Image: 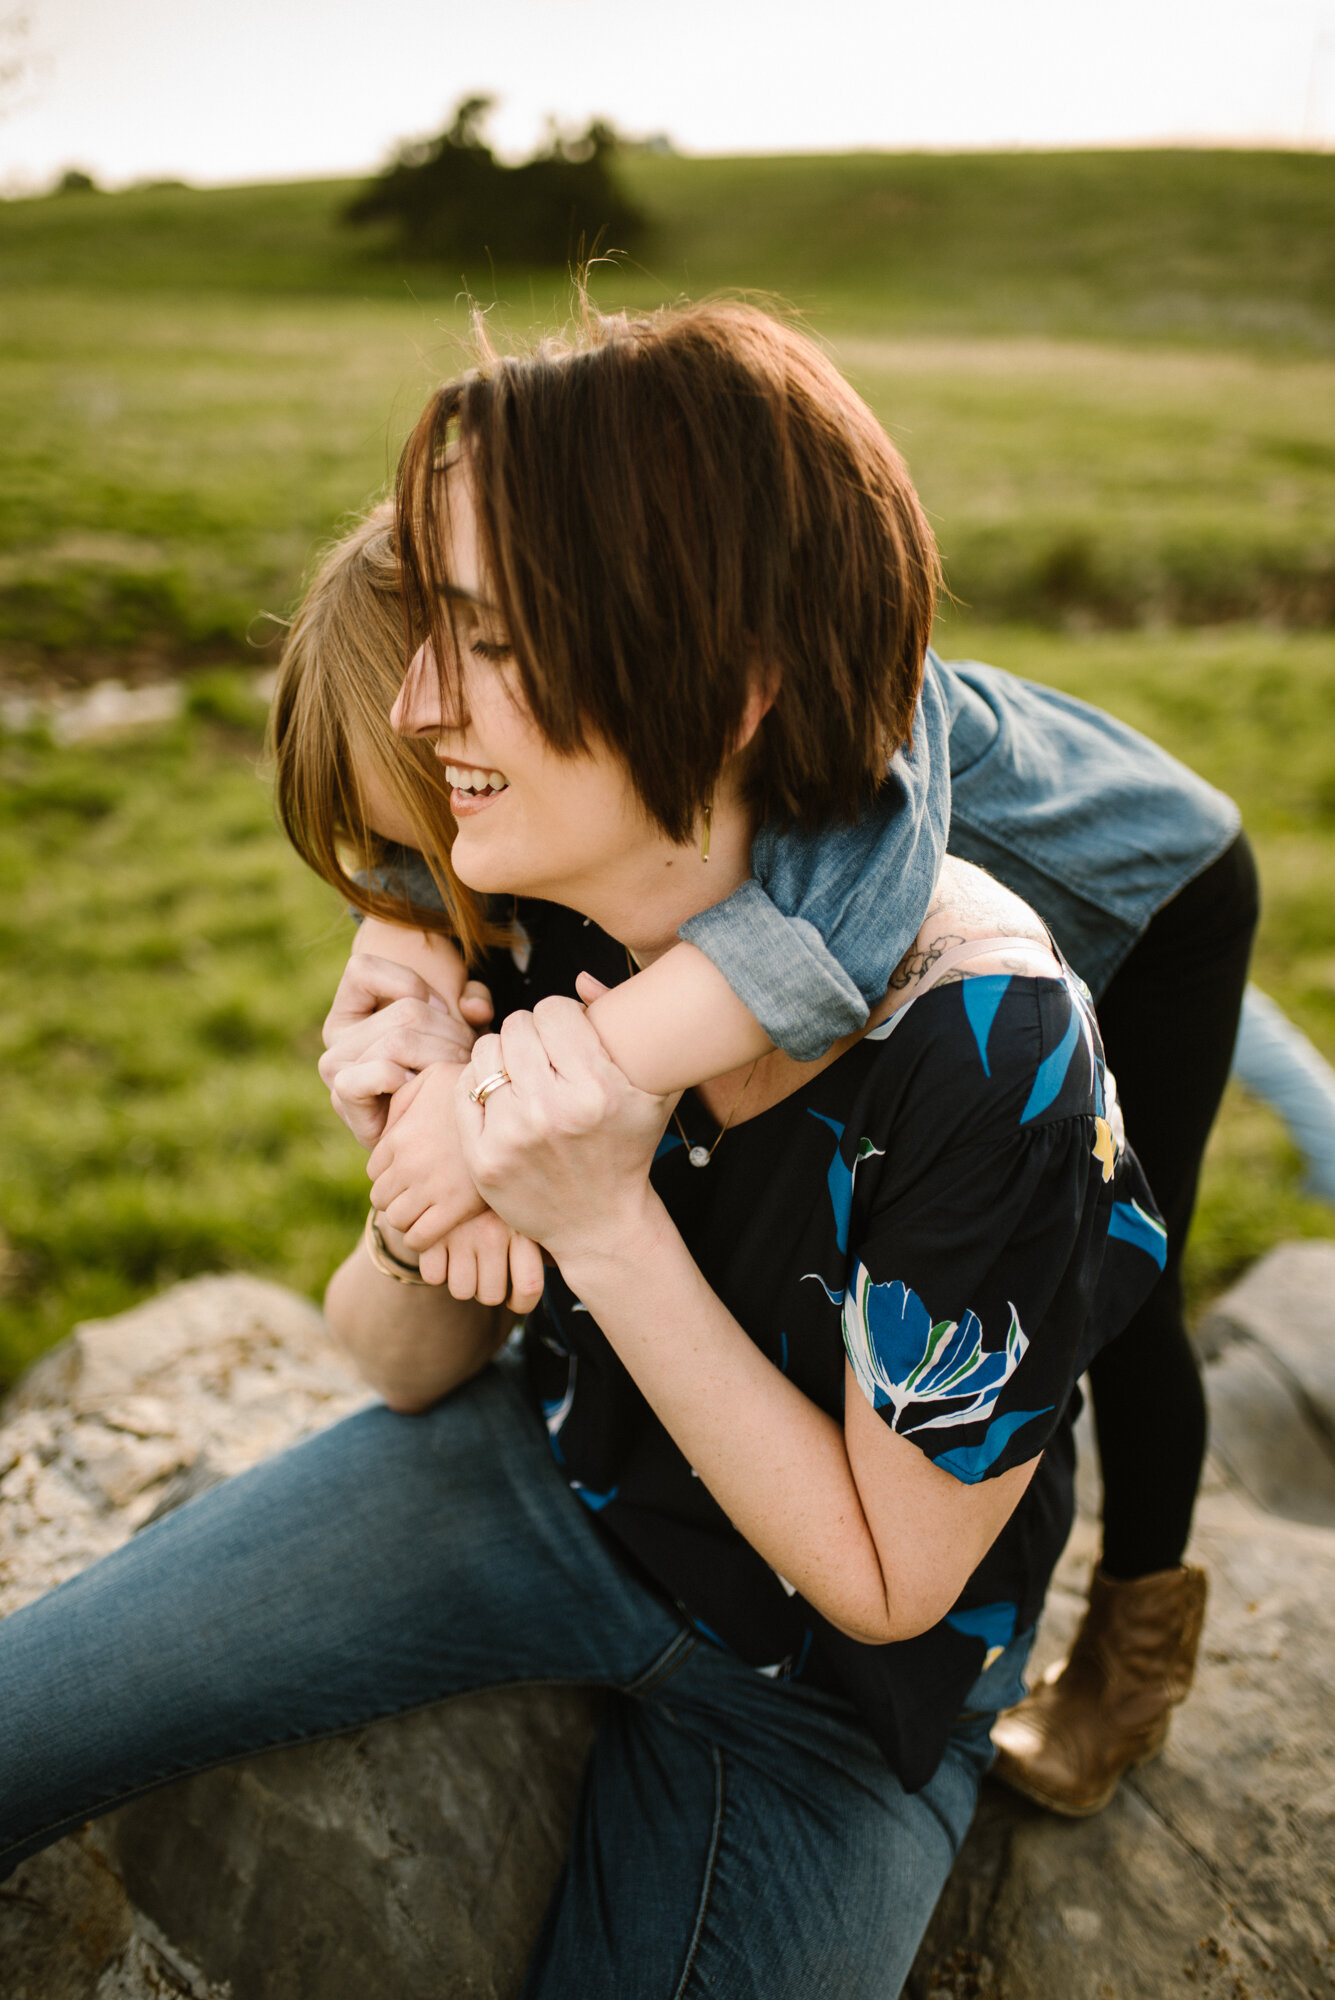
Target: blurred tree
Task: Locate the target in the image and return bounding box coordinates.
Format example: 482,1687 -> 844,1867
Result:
51,167 -> 100,195
344,95 -> 646,266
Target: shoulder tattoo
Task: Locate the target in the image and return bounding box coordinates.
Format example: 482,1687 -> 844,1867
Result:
888,931 -> 966,992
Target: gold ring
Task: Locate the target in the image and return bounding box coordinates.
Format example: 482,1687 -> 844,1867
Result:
469,1068 -> 512,1106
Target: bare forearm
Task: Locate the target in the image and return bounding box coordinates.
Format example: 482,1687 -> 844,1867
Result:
352,916 -> 467,1010
558,1207 -> 901,1642
587,943 -> 772,1096
324,1223 -> 508,1411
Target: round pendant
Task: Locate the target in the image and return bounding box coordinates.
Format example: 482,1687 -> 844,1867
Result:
688,1144 -> 711,1169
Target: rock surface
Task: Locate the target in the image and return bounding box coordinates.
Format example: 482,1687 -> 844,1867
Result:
0,1276 -> 598,1999
0,1273 -> 370,1619
908,1241 -> 1335,2000
3,1248 -> 1334,1998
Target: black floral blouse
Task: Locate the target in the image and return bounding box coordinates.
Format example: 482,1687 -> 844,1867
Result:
486,900 -> 1165,1792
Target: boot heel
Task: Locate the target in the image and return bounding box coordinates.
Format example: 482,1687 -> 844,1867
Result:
1130,1716 -> 1171,1769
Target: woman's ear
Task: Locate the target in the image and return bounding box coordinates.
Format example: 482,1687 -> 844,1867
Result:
732,656 -> 780,754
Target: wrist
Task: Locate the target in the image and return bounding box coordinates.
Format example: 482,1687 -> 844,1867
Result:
377,1212 -> 418,1261
365,1208 -> 427,1282
553,1188 -> 675,1301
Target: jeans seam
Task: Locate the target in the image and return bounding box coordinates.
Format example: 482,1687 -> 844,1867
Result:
623,1626 -> 696,1697
671,1743 -> 725,2000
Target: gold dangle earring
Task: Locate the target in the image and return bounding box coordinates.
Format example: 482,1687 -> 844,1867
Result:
700,802 -> 712,863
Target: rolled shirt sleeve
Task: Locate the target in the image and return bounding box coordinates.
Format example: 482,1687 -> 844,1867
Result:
680,673 -> 952,1061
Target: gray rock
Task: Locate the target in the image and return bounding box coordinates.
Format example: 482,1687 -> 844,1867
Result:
4,1248 -> 1335,1998
92,1686 -> 599,2000
0,1273 -> 372,1618
0,678 -> 186,745
1199,1239 -> 1335,1447
5,1683 -> 601,2000
909,1485 -> 1335,1999
1201,1337 -> 1335,1525
1191,1242 -> 1335,1524
0,1276 -> 597,1998
910,1241 -> 1335,1999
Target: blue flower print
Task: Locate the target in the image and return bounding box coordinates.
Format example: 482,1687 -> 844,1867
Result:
841,1267 -> 1051,1481
1019,1002 -> 1084,1124
842,1268 -> 1019,1424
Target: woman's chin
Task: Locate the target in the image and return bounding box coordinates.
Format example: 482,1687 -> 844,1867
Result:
451,826 -> 531,899
451,841 -> 502,894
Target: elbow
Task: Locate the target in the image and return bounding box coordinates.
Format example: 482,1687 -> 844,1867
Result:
378,1385 -> 442,1417
826,1582 -> 957,1649
826,1607 -> 922,1647
879,1605 -> 943,1645
827,1609 -> 897,1646
827,1606 -> 939,1648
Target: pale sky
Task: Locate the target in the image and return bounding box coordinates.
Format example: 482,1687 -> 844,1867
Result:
1,0 -> 1332,192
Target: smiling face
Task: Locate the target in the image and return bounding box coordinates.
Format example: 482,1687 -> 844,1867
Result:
389,470 -> 661,914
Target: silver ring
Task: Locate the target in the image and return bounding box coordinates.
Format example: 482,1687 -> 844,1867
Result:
469,1068 -> 512,1107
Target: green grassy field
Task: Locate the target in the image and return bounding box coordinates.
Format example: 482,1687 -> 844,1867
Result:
0,149 -> 1331,1381
5,290 -> 1331,673
0,684 -> 360,1381
2,152 -> 1333,670
0,288 -> 452,670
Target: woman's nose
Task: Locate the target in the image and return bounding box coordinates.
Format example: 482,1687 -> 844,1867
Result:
391,642 -> 442,739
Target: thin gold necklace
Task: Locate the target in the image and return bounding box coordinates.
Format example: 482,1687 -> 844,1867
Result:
625,945 -> 760,1168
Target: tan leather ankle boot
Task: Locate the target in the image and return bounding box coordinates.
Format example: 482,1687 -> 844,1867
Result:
989,1562 -> 1207,1817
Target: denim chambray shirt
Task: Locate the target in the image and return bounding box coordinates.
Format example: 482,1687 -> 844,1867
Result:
680,650 -> 1240,1061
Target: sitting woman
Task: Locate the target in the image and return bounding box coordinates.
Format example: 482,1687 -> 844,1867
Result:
0,304 -> 1168,1996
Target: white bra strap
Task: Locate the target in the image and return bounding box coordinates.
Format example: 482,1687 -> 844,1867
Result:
908,933 -> 1060,1004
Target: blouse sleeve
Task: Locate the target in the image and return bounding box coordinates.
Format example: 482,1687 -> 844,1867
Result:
839,978 -> 1163,1485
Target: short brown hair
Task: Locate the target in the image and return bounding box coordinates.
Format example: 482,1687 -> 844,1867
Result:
396,301 -> 940,843
268,503 -> 504,966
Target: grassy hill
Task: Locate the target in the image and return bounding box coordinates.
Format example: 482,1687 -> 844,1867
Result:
3,150 -> 1334,670
4,150 -> 1333,349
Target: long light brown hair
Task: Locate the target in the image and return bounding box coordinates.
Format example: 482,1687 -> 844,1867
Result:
396,300 -> 941,843
268,502 -> 503,966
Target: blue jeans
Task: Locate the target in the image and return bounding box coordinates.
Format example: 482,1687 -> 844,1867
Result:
0,1356 -> 1032,1999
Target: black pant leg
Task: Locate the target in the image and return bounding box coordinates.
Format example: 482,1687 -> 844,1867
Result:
1089,833 -> 1259,1578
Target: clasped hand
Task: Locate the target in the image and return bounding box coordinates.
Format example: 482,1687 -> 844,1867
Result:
457,999 -> 673,1273
319,952 -> 480,1148
321,953 -> 670,1297
321,951 -> 529,1297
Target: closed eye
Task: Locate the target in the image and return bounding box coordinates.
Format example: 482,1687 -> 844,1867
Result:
470,637 -> 513,663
